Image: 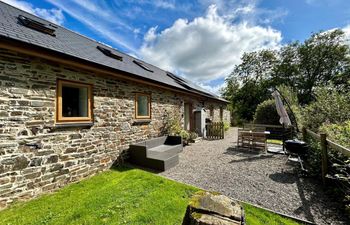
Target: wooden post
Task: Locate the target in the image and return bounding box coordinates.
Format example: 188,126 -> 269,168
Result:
222,122 -> 224,139
320,133 -> 328,186
302,127 -> 307,142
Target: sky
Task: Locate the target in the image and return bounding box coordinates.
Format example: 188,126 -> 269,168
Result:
2,0 -> 350,94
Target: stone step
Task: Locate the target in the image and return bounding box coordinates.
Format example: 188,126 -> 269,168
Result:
128,143 -> 181,171
148,148 -> 179,159
146,152 -> 179,171
129,151 -> 179,171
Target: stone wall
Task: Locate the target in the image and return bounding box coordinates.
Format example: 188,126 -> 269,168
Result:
0,48 -> 229,209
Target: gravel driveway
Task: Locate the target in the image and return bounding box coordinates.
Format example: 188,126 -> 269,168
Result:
160,128 -> 349,225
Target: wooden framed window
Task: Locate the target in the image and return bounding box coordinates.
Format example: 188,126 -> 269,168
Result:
56,79 -> 93,123
135,93 -> 151,119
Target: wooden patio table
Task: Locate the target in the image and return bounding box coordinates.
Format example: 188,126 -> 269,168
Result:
238,130 -> 270,151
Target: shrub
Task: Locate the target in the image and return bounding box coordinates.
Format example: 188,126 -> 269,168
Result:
179,130 -> 190,141
253,99 -> 280,125
277,85 -> 299,106
301,86 -> 350,131
304,121 -> 350,218
223,121 -> 230,131
164,110 -> 182,135
320,120 -> 350,149
189,132 -> 198,142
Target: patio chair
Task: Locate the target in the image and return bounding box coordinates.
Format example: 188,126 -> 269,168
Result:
239,131 -> 253,149
251,132 -> 267,152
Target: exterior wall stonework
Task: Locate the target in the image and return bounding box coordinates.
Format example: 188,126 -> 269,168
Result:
0,48 -> 229,209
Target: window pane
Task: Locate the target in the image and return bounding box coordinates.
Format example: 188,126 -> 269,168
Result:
137,95 -> 149,117
62,85 -> 88,117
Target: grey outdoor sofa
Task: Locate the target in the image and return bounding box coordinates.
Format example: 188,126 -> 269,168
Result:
128,136 -> 183,171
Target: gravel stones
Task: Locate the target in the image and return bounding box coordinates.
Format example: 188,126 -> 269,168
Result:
161,128 -> 349,225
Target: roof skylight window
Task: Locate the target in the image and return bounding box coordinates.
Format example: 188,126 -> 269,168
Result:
133,60 -> 154,72
96,46 -> 123,61
166,72 -> 214,97
166,72 -> 187,84
18,15 -> 56,36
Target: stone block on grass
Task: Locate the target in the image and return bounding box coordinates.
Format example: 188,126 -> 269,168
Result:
183,191 -> 244,225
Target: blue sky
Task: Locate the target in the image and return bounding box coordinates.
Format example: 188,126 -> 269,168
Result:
3,0 -> 350,94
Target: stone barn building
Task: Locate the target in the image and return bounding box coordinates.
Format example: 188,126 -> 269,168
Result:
0,2 -> 230,209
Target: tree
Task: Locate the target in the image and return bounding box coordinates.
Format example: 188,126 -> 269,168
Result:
222,29 -> 350,123
230,80 -> 271,121
253,99 -> 280,125
272,43 -> 300,88
273,29 -> 350,104
222,50 -> 276,122
302,86 -> 350,131
233,50 -> 277,83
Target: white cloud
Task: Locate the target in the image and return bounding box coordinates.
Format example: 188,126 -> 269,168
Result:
305,0 -> 345,7
1,0 -> 64,25
342,25 -> 350,45
144,26 -> 158,42
152,0 -> 175,9
199,0 -> 288,25
46,0 -> 136,53
322,25 -> 350,46
122,0 -> 176,10
197,82 -> 226,95
140,4 -> 282,83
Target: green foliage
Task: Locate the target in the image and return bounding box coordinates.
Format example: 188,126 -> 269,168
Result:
276,85 -> 303,129
253,99 -> 280,125
303,135 -> 323,176
223,121 -> 230,131
164,110 -> 193,143
179,129 -> 190,141
273,29 -> 350,104
164,110 -> 182,135
304,129 -> 350,215
320,121 -> 350,149
222,29 -> 350,123
232,50 -> 277,83
277,85 -> 299,107
221,50 -> 277,122
301,86 -> 350,131
189,132 -> 198,142
222,78 -> 271,121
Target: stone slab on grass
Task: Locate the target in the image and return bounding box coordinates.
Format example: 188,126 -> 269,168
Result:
183,191 -> 244,225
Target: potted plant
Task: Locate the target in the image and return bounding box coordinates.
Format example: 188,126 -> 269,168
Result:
189,132 -> 198,143
179,129 -> 190,146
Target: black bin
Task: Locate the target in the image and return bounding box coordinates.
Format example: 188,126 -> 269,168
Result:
285,139 -> 308,155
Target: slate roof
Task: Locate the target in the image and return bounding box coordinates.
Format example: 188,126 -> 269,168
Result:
0,2 -> 227,103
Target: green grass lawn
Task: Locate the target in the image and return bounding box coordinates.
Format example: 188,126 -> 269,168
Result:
267,139 -> 283,145
243,203 -> 301,225
0,167 -> 302,225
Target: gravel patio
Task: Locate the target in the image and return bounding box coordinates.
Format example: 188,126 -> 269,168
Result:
160,128 -> 349,225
